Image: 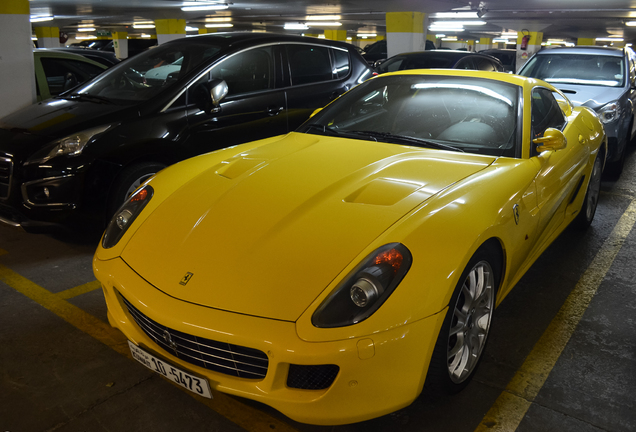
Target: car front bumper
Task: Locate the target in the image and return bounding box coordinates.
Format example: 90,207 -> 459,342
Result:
94,256 -> 446,425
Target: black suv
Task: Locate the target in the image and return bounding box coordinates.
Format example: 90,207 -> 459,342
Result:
0,33 -> 371,231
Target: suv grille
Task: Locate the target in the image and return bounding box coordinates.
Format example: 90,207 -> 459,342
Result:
0,158 -> 12,199
122,296 -> 269,379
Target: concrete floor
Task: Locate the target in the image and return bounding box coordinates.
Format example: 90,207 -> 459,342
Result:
1,149 -> 635,432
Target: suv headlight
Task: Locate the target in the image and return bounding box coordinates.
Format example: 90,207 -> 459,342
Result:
25,124 -> 113,165
598,102 -> 619,124
312,243 -> 412,328
102,185 -> 153,249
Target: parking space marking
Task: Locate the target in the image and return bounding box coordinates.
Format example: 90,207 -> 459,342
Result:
0,261 -> 299,432
57,279 -> 102,300
475,198 -> 636,432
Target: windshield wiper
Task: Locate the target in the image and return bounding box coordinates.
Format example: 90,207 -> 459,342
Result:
338,130 -> 464,152
61,93 -> 113,104
303,124 -> 341,136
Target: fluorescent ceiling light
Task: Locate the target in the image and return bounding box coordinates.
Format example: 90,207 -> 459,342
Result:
317,35 -> 326,39
206,17 -> 232,22
133,24 -> 155,29
433,20 -> 486,26
357,33 -> 377,37
285,23 -> 309,30
435,34 -> 446,38
309,22 -> 342,26
596,37 -> 624,41
205,23 -> 233,28
431,12 -> 479,19
78,27 -> 96,31
429,26 -> 465,32
306,15 -> 341,21
186,26 -> 199,31
181,3 -> 229,11
441,38 -> 458,41
626,21 -> 636,26
141,34 -> 152,38
30,15 -> 54,22
76,35 -> 97,40
493,38 -> 509,43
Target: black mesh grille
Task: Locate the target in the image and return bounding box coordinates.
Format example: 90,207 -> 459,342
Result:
0,158 -> 12,199
122,295 -> 269,379
287,364 -> 339,390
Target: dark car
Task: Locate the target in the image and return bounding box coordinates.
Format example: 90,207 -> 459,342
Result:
361,39 -> 436,64
479,48 -> 516,72
53,47 -> 121,67
374,50 -> 505,74
99,39 -> 158,58
0,33 -> 371,231
518,46 -> 636,177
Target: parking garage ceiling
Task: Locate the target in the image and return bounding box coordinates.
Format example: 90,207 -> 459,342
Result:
27,0 -> 636,44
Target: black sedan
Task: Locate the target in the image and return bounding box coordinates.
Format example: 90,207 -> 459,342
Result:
0,33 -> 371,231
374,50 -> 505,74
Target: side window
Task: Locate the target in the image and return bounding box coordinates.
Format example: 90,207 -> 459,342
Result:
40,58 -> 104,96
287,45 -> 333,85
380,57 -> 405,73
454,57 -> 475,70
208,46 -> 275,96
531,88 -> 567,149
331,48 -> 350,79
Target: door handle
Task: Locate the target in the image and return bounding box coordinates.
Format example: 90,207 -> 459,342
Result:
267,105 -> 283,116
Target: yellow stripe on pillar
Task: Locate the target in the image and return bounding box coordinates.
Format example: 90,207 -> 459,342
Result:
386,12 -> 425,33
480,37 -> 492,45
0,0 -> 29,14
34,27 -> 60,38
155,19 -> 186,35
577,38 -> 595,46
324,29 -> 347,41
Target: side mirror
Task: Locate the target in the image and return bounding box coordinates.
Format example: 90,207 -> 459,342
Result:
209,79 -> 228,107
309,108 -> 322,118
533,127 -> 567,152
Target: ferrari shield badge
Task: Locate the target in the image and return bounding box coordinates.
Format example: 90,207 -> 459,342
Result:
513,204 -> 520,225
180,272 -> 194,286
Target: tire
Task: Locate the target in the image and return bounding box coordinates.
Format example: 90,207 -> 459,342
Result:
425,242 -> 502,394
108,162 -> 166,218
574,153 -> 603,230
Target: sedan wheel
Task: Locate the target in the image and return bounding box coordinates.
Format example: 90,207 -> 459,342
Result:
447,260 -> 495,383
575,153 -> 603,230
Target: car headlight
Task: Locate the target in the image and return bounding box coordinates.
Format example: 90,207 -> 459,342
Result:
102,185 -> 153,249
312,243 -> 412,328
25,124 -> 113,165
598,102 -> 619,124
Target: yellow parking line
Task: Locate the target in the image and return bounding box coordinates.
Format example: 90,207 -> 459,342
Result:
475,198 -> 636,432
0,262 -> 298,432
57,279 -> 102,300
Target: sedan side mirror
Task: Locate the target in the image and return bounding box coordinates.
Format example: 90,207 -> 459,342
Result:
533,127 -> 567,152
209,79 -> 229,107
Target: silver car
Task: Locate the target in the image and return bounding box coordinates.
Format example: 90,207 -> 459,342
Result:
519,46 -> 636,178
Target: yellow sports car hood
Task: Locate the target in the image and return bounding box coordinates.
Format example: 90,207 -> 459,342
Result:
121,133 -> 495,321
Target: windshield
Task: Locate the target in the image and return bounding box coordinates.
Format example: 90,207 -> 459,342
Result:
299,75 -> 519,157
520,53 -> 625,87
378,54 -> 461,73
68,40 -> 223,104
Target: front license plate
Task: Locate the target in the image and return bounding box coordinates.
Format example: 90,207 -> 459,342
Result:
128,340 -> 212,398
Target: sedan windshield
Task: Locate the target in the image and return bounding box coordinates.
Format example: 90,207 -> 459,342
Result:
300,75 -> 519,157
520,54 -> 625,87
67,40 -> 223,104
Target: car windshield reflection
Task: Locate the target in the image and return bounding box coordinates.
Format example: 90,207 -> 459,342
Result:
69,42 -> 222,104
300,75 -> 519,157
520,54 -> 625,87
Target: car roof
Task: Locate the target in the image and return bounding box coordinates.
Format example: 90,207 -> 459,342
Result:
534,46 -> 625,57
394,50 -> 499,58
163,32 -> 358,51
48,47 -> 120,64
379,68 -> 539,89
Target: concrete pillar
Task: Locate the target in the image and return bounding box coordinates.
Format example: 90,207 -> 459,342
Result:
325,29 -> 347,41
577,38 -> 595,46
516,31 -> 543,71
112,32 -> 128,59
0,0 -> 35,118
34,26 -> 60,48
386,12 -> 427,58
198,28 -> 212,35
155,19 -> 186,44
476,37 -> 492,51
